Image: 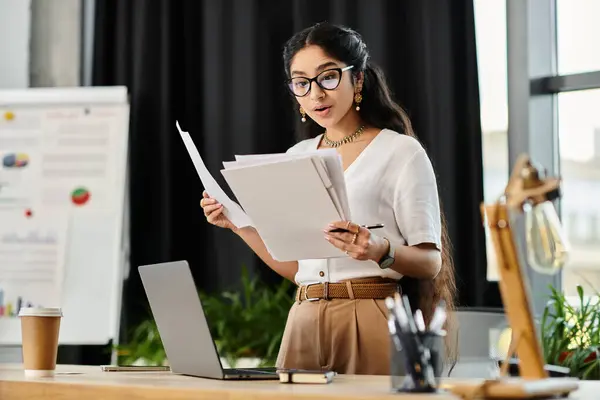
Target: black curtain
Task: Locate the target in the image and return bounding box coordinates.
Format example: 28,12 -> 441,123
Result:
91,0 -> 491,357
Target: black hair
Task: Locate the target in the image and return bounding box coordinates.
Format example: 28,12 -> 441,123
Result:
282,21 -> 458,362
282,21 -> 415,141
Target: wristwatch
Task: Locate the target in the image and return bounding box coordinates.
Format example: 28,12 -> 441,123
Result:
378,237 -> 395,269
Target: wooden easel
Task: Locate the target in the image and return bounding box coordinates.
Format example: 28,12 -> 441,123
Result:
444,154 -> 579,399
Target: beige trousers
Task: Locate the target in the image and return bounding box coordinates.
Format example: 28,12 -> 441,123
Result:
275,296 -> 391,375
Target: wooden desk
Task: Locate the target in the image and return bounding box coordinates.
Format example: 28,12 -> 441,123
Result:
0,364 -> 456,400
0,364 -> 599,400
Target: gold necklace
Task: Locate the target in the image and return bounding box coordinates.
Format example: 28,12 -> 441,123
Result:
323,125 -> 366,148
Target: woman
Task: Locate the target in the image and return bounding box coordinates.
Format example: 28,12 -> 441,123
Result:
200,22 -> 457,375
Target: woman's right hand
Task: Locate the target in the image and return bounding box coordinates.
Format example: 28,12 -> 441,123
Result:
200,191 -> 237,231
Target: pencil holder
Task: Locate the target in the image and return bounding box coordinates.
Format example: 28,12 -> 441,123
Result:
390,330 -> 445,393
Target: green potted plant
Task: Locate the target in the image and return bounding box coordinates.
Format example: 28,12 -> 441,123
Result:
541,284 -> 600,380
115,318 -> 167,366
116,266 -> 294,368
199,266 -> 295,368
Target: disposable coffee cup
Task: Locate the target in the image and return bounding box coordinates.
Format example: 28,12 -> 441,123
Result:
18,307 -> 63,377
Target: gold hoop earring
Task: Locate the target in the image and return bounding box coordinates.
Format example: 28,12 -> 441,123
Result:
299,106 -> 306,122
354,92 -> 363,111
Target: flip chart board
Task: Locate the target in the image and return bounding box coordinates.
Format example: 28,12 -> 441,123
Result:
0,86 -> 130,345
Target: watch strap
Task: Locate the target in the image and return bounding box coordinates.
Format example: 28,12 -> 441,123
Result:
378,237 -> 394,267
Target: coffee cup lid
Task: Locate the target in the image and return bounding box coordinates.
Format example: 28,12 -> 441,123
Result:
18,307 -> 63,317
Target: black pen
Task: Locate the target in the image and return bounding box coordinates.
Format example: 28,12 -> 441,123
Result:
329,223 -> 384,233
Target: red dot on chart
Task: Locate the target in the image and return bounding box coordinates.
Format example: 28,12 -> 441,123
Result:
25,209 -> 33,217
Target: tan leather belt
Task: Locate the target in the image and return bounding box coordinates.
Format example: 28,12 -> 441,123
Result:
295,278 -> 400,302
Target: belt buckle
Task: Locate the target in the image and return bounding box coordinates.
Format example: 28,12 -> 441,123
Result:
304,283 -> 320,302
303,282 -> 329,302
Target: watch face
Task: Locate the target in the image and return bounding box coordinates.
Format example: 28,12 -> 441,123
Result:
380,257 -> 394,269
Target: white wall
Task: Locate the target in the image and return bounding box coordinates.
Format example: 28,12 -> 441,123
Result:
0,0 -> 31,88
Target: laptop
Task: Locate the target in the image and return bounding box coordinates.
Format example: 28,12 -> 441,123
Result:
138,260 -> 279,380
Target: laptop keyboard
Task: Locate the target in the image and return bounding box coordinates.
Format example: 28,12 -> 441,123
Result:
225,367 -> 278,375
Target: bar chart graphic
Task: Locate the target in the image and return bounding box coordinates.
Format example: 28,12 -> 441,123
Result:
0,288 -> 34,318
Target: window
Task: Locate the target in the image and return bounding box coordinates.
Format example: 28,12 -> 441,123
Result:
558,89 -> 600,296
556,0 -> 600,297
557,0 -> 600,75
500,0 -> 600,313
473,0 -> 509,281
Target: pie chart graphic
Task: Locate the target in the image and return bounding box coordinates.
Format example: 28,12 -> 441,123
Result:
2,153 -> 29,168
71,187 -> 91,206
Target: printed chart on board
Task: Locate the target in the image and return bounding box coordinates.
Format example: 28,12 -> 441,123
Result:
0,106 -> 120,213
0,211 -> 68,318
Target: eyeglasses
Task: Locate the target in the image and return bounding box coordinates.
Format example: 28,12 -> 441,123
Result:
286,65 -> 354,97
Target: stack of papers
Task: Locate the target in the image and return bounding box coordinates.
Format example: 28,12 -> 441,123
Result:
176,121 -> 351,261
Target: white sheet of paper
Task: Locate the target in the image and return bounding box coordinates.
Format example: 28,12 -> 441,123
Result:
175,121 -> 253,228
220,157 -> 346,261
234,150 -> 351,220
224,155 -> 346,219
223,153 -> 315,170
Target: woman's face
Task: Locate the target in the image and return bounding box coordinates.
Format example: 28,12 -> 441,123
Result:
288,45 -> 360,129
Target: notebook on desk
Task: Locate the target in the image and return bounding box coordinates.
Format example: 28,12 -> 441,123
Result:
138,260 -> 279,380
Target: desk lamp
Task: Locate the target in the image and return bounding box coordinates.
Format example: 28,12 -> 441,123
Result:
445,154 -> 579,399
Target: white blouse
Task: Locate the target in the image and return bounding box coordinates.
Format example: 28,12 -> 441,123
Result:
286,129 -> 442,286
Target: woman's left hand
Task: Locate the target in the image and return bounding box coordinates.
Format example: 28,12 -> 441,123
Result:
324,221 -> 386,261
